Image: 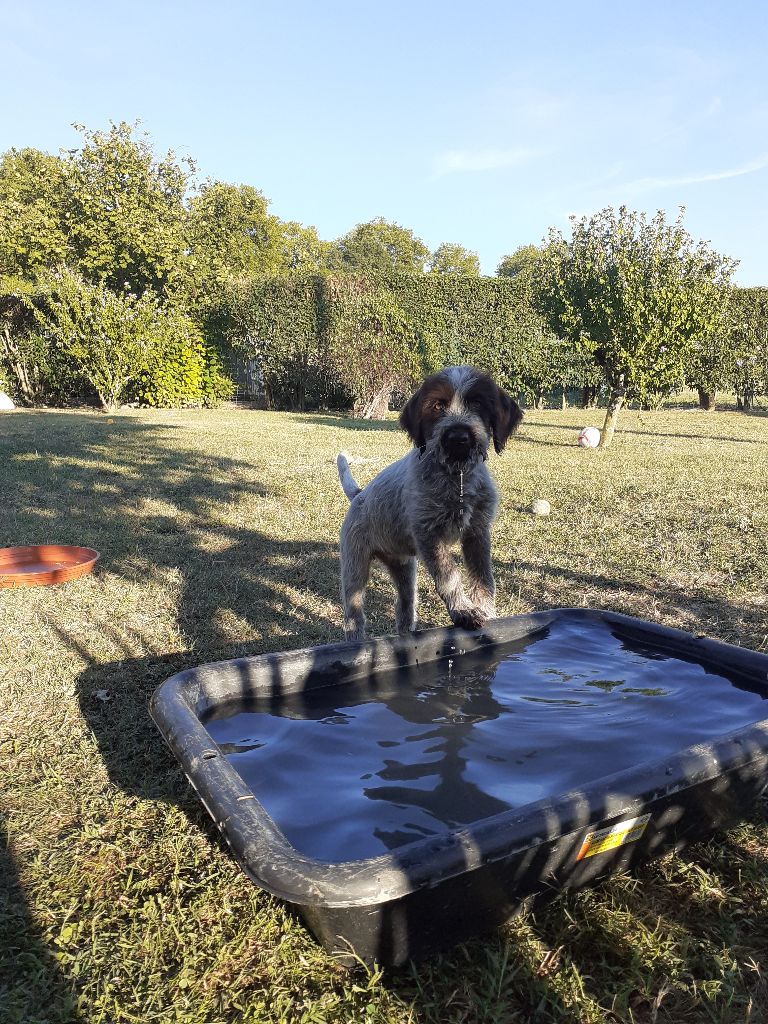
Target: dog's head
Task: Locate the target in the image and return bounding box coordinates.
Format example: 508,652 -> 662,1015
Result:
399,366 -> 523,465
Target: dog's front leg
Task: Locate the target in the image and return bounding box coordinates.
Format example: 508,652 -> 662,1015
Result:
461,521 -> 496,621
417,535 -> 487,630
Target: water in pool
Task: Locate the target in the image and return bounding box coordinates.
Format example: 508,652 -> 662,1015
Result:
202,618 -> 767,862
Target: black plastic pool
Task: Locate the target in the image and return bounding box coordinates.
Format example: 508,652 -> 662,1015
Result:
151,609 -> 768,965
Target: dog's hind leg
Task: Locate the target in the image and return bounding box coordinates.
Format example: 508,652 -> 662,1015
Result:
340,538 -> 372,642
382,555 -> 418,634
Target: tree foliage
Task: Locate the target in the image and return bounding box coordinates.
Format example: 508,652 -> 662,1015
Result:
183,183 -> 338,320
2,121 -> 767,422
224,274 -> 332,410
66,122 -> 193,295
429,243 -> 481,276
325,277 -> 418,416
187,182 -> 284,279
28,269 -> 169,410
337,217 -> 431,275
0,149 -> 69,282
729,287 -> 768,409
496,244 -> 542,282
26,268 -> 231,411
278,220 -> 338,273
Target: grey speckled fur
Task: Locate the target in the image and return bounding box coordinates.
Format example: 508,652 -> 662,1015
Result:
336,366 -> 521,640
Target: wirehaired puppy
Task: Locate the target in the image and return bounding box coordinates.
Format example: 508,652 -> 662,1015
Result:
336,366 -> 522,640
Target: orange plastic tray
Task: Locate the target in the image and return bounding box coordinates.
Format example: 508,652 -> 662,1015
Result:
0,545 -> 100,588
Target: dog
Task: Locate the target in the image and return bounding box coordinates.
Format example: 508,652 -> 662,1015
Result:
336,366 -> 522,640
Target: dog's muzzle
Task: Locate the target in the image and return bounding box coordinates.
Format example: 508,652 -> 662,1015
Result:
441,424 -> 474,462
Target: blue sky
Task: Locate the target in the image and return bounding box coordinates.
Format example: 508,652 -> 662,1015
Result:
2,1 -> 767,283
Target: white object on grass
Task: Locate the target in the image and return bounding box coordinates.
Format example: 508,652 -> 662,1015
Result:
0,392 -> 15,410
578,426 -> 601,448
530,499 -> 551,516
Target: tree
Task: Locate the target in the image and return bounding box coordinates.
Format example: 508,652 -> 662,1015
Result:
0,148 -> 69,284
514,331 -> 603,409
337,217 -> 430,275
496,244 -> 542,282
0,124 -> 193,299
66,121 -> 192,296
429,242 -> 481,276
185,185 -> 340,322
0,289 -> 47,403
535,206 -> 736,446
224,274 -> 331,411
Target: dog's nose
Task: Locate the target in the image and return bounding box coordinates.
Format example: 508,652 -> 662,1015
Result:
442,425 -> 473,459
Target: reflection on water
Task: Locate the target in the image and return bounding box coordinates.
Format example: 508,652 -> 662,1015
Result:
203,618 -> 767,862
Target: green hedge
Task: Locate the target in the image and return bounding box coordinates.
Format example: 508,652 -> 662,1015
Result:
220,271 -> 601,411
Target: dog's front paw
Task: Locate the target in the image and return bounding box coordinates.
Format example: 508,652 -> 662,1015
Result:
451,606 -> 488,631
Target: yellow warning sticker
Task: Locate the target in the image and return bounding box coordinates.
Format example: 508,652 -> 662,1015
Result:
576,814 -> 651,861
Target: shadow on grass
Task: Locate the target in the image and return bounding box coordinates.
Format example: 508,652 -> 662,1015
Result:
299,413 -> 402,432
498,556 -> 768,648
0,819 -> 80,1023
618,427 -> 768,444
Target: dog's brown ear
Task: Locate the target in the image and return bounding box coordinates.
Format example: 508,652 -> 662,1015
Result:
491,386 -> 523,454
399,386 -> 426,448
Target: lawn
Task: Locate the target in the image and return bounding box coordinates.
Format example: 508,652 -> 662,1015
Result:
1,401 -> 767,1024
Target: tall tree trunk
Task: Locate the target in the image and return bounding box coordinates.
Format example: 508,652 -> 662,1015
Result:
1,325 -> 35,403
581,384 -> 597,409
697,387 -> 716,411
600,379 -> 626,447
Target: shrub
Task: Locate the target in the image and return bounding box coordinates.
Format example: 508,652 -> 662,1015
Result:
135,311 -> 233,408
25,269 -> 234,410
324,276 -> 421,416
28,269 -> 169,410
199,343 -> 235,407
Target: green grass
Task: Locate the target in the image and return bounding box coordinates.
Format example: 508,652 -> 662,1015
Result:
1,401 -> 767,1024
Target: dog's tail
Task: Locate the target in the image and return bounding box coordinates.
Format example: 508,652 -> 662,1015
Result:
337,451 -> 362,501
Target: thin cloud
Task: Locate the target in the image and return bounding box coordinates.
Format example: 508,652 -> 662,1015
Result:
434,146 -> 546,176
619,153 -> 768,195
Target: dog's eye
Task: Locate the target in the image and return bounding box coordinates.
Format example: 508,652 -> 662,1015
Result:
468,397 -> 490,418
432,400 -> 446,413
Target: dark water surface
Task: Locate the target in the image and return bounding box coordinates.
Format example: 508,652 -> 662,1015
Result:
203,618 -> 767,862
